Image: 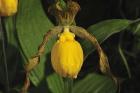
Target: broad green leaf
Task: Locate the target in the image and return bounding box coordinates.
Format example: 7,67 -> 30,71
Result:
16,0 -> 54,86
47,73 -> 64,93
73,73 -> 117,93
80,19 -> 133,80
81,19 -> 131,57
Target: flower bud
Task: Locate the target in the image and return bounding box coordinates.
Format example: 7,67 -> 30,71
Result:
0,0 -> 18,16
51,27 -> 84,78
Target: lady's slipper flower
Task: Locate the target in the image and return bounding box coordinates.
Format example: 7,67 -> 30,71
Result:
51,27 -> 84,78
0,0 -> 18,16
22,0 -> 114,92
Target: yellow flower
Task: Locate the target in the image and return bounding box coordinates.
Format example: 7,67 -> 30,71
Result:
51,26 -> 84,78
0,0 -> 18,16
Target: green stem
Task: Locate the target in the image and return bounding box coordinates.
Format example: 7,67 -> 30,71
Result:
63,78 -> 73,93
0,17 -> 10,92
118,32 -> 131,78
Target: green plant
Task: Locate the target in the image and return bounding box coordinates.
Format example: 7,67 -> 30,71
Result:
0,0 -> 140,93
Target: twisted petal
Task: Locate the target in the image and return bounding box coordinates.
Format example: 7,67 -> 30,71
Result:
70,26 -> 112,77
22,26 -> 63,93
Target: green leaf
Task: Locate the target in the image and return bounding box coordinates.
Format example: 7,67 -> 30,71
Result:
79,19 -> 132,81
47,73 -> 64,93
73,73 -> 117,93
81,19 -> 131,57
16,0 -> 54,86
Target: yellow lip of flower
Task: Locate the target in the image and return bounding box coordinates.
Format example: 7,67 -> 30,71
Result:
51,26 -> 84,78
0,0 -> 18,16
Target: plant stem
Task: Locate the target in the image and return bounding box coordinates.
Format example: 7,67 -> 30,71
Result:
63,78 -> 73,93
118,31 -> 131,78
0,17 -> 10,92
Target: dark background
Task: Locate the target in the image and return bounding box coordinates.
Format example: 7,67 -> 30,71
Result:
75,0 -> 140,93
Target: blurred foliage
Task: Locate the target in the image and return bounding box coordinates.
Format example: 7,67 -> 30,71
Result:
1,0 -> 140,93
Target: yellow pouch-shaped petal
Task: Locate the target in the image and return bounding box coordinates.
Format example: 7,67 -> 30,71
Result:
51,27 -> 84,78
0,0 -> 18,16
